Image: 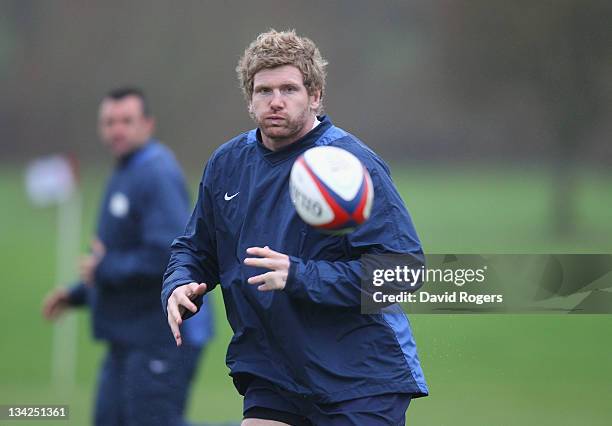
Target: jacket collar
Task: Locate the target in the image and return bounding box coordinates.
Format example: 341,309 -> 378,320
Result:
117,139 -> 158,169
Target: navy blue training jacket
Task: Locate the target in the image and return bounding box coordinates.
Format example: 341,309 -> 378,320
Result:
162,117 -> 428,402
69,140 -> 213,348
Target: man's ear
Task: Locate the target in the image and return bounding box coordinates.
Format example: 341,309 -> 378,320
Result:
248,102 -> 256,119
147,117 -> 156,134
309,89 -> 322,112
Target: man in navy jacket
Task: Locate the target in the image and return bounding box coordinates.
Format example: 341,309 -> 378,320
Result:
163,30 -> 427,425
43,87 -> 213,426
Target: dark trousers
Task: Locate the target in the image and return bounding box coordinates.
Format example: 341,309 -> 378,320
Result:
94,343 -> 202,426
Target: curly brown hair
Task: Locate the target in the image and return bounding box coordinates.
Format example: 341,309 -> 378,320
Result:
236,29 -> 328,113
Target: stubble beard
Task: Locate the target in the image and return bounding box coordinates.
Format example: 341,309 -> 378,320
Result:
254,107 -> 313,147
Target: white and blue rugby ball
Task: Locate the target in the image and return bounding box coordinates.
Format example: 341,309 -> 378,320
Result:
289,146 -> 374,233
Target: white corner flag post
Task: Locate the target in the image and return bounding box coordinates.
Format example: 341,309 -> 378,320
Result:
25,155 -> 81,391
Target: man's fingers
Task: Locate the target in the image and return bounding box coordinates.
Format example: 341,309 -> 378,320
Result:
45,298 -> 59,316
46,304 -> 66,321
168,315 -> 182,346
246,246 -> 283,259
244,256 -> 279,270
42,291 -> 68,321
245,271 -> 285,291
178,294 -> 198,313
190,283 -> 207,297
168,300 -> 183,326
167,282 -> 208,346
196,282 -> 207,295
243,247 -> 289,292
167,302 -> 183,346
183,282 -> 207,298
48,306 -> 62,320
247,271 -> 274,285
244,247 -> 289,272
246,246 -> 267,257
42,295 -> 54,315
42,301 -> 55,320
256,282 -> 281,291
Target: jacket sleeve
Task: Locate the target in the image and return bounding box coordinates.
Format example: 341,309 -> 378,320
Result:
284,159 -> 423,308
67,282 -> 88,306
94,166 -> 190,288
161,162 -> 219,318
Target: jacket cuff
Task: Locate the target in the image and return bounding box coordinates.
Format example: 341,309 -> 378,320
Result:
285,256 -> 305,298
67,283 -> 88,306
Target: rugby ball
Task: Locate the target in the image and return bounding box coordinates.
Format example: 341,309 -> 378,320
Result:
289,146 -> 374,233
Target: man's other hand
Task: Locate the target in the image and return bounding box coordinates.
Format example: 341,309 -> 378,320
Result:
42,288 -> 71,321
244,246 -> 290,291
167,282 -> 207,346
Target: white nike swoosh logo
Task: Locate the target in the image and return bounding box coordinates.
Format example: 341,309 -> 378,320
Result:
224,192 -> 239,201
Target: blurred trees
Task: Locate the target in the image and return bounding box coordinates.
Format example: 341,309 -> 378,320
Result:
1,0 -> 611,234
435,0 -> 612,234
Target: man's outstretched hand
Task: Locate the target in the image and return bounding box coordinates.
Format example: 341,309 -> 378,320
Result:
167,282 -> 207,346
244,246 -> 290,291
42,288 -> 71,321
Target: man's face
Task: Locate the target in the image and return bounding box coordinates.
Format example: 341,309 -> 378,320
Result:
98,96 -> 154,158
250,65 -> 321,150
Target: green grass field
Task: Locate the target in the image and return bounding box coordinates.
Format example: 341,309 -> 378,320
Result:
1,163 -> 611,425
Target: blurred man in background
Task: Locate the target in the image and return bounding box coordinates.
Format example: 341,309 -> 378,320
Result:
42,87 -> 214,426
163,30 -> 427,425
